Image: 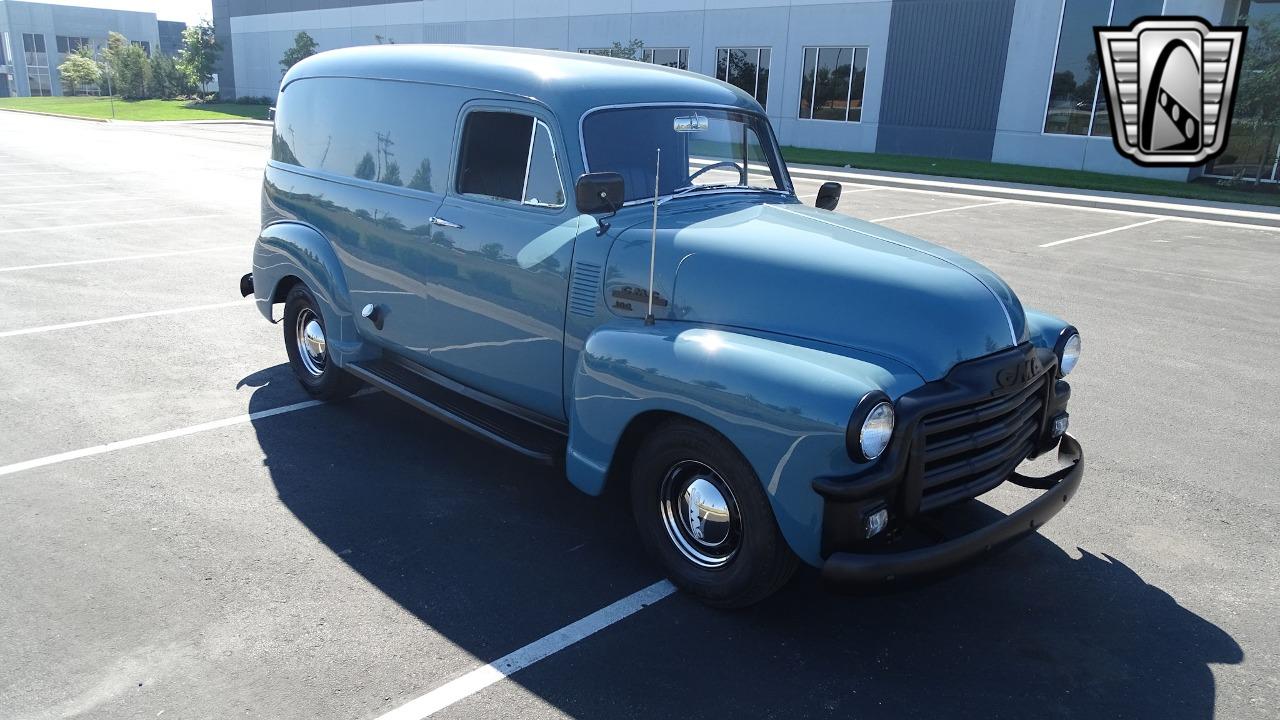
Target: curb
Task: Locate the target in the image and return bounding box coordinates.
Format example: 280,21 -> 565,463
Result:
784,165 -> 1280,229
0,109 -> 271,126
146,118 -> 273,126
0,107 -> 111,122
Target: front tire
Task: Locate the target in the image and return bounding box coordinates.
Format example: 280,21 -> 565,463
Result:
282,284 -> 360,401
631,419 -> 799,608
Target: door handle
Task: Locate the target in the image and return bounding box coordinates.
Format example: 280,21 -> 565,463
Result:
429,216 -> 463,229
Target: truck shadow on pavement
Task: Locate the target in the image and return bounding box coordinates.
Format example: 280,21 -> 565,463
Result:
245,373 -> 1242,720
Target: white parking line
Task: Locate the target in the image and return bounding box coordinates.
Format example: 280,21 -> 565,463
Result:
798,187 -> 882,199
0,214 -> 222,235
1039,218 -> 1166,248
0,245 -> 243,272
0,181 -> 112,190
376,580 -> 677,720
0,171 -> 71,176
871,200 -> 1008,223
0,196 -> 127,209
0,397 -> 333,478
0,300 -> 245,338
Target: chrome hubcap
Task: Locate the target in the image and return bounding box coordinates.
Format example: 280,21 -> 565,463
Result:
659,460 -> 741,568
295,308 -> 327,377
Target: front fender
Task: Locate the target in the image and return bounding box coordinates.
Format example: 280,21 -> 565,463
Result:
1024,309 -> 1078,363
566,322 -> 921,565
251,221 -> 365,365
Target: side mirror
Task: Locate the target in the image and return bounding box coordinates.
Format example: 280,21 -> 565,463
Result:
575,172 -> 625,215
815,181 -> 842,211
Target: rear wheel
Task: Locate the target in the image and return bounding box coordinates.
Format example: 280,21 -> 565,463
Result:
631,419 -> 799,608
282,284 -> 360,401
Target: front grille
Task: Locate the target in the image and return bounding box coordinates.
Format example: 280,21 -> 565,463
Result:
917,371 -> 1048,511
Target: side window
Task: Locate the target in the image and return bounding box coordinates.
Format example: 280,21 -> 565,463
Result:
523,121 -> 565,207
456,111 -> 565,208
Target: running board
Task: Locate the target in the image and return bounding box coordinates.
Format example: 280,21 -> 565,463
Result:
346,358 -> 565,465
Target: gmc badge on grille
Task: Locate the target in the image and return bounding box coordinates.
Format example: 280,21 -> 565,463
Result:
997,357 -> 1041,389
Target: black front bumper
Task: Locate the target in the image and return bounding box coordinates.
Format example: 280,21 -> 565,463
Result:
822,434 -> 1083,586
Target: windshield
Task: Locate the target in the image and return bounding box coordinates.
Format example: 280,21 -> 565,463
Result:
582,106 -> 791,203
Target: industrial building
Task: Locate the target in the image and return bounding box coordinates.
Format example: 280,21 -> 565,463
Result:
158,19 -> 188,57
0,0 -> 176,98
208,0 -> 1275,182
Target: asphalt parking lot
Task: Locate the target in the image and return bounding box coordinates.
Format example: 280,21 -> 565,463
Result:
1,110 -> 1277,720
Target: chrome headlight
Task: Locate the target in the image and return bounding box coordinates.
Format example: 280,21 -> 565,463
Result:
848,394 -> 895,462
860,402 -> 895,460
1058,331 -> 1082,376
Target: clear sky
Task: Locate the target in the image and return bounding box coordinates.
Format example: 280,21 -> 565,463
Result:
27,0 -> 212,24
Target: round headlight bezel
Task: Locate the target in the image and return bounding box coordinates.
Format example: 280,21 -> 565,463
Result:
1056,328 -> 1082,376
847,392 -> 895,462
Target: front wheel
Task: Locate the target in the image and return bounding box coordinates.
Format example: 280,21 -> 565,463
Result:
631,419 -> 799,608
282,284 -> 360,401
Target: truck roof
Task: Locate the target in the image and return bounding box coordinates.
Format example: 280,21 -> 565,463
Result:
282,44 -> 762,119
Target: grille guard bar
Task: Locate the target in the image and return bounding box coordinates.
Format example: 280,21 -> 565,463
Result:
812,343 -> 1061,506
820,434 -> 1083,587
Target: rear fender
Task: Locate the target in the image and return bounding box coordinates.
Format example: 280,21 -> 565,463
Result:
566,322 -> 921,564
252,221 -> 369,366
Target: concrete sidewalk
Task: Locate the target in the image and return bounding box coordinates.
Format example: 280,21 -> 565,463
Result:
785,161 -> 1280,229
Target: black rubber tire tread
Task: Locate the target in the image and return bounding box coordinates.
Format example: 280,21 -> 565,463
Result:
282,284 -> 361,401
630,418 -> 799,608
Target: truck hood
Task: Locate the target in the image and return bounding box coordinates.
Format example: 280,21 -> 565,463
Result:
605,200 -> 1027,382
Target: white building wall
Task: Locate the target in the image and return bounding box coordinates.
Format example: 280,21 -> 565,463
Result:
229,0 -> 893,156
224,0 -> 1237,179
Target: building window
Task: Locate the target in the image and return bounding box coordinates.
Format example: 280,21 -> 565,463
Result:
643,47 -> 688,69
1043,0 -> 1165,136
56,36 -> 89,54
798,46 -> 868,122
579,46 -> 689,70
22,33 -> 51,96
1206,0 -> 1280,181
132,40 -> 151,57
716,47 -> 770,109
23,32 -> 46,63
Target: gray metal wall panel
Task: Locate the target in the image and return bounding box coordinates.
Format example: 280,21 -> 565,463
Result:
228,0 -> 403,18
875,0 -> 1016,160
213,0 -> 235,98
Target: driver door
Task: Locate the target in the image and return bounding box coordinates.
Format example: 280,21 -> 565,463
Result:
415,102 -> 580,421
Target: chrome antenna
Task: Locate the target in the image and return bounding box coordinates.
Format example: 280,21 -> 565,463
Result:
645,148 -> 660,326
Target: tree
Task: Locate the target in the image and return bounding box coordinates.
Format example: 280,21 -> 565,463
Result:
178,20 -> 220,94
1233,17 -> 1280,184
280,32 -> 319,73
354,152 -> 376,181
104,32 -> 151,99
149,52 -> 192,98
408,159 -> 433,192
596,38 -> 644,61
380,161 -> 402,186
57,46 -> 100,96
